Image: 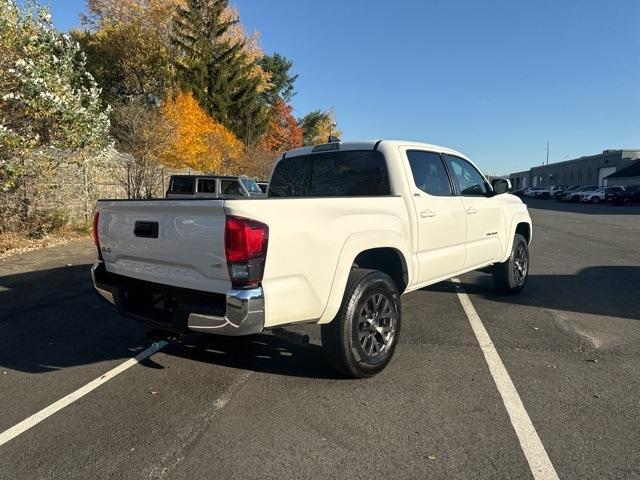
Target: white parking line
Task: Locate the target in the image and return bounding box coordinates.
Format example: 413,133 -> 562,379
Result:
0,340 -> 167,448
451,278 -> 560,480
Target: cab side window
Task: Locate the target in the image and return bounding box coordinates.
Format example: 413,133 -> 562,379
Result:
220,180 -> 243,196
407,150 -> 452,196
197,179 -> 217,193
446,155 -> 487,196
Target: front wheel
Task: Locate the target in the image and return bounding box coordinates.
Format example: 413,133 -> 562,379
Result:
493,234 -> 529,294
321,269 -> 401,378
591,196 -> 600,204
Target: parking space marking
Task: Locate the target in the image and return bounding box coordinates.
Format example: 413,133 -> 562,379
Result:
147,369 -> 253,478
0,341 -> 168,448
452,278 -> 559,480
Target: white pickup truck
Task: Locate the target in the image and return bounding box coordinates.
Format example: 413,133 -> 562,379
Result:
92,140 -> 532,378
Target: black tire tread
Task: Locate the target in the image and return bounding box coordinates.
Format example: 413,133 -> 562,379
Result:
321,269 -> 375,377
493,233 -> 528,294
321,269 -> 398,378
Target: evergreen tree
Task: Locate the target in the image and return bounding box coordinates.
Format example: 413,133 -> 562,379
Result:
298,110 -> 341,146
172,0 -> 267,144
258,53 -> 298,106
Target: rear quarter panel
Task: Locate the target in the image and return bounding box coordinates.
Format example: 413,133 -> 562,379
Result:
223,197 -> 412,327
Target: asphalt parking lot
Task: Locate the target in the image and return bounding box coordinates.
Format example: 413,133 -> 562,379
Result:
1,199 -> 639,480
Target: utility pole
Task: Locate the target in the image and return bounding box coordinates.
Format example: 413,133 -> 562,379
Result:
546,140 -> 550,165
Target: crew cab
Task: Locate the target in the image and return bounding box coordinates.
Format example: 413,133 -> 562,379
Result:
92,140 -> 532,378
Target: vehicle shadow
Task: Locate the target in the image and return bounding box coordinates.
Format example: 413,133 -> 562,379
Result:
429,265 -> 640,321
522,197 -> 640,215
0,264 -> 339,379
157,332 -> 342,380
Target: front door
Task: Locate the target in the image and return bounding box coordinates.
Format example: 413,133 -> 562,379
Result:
444,154 -> 505,269
403,149 -> 467,284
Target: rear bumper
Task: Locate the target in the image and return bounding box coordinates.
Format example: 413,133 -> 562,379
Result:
91,262 -> 264,336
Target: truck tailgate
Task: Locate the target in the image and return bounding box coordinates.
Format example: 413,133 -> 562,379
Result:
96,199 -> 230,293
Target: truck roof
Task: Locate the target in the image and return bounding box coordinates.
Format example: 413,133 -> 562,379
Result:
282,140 -> 470,161
170,175 -> 249,180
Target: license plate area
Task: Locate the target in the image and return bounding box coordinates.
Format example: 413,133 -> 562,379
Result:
122,287 -> 177,325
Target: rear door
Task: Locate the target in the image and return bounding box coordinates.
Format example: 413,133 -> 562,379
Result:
444,154 -> 506,269
97,199 -> 231,293
403,148 -> 467,283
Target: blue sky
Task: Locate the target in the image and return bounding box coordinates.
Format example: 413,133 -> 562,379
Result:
46,0 -> 639,174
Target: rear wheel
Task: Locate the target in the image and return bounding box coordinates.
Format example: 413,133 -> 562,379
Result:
321,269 -> 401,378
493,234 -> 529,294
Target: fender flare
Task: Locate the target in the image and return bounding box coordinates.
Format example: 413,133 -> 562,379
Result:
499,214 -> 532,263
317,230 -> 411,324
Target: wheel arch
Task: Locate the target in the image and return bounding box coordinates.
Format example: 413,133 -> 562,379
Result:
498,215 -> 532,263
317,232 -> 412,324
515,222 -> 531,244
353,247 -> 408,294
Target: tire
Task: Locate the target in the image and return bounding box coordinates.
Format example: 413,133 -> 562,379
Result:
591,196 -> 600,204
624,198 -> 632,206
321,269 -> 401,378
492,234 -> 529,294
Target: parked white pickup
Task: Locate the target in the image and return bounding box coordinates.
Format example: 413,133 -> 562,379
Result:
92,140 -> 532,377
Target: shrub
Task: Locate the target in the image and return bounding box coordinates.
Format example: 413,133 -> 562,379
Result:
26,208 -> 68,238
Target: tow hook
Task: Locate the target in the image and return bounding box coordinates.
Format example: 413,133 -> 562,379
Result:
271,328 -> 309,347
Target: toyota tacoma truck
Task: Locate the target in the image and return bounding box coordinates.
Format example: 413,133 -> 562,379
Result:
92,140 -> 532,378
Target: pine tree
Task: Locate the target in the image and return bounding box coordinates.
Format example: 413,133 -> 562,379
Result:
171,0 -> 267,145
258,53 -> 298,106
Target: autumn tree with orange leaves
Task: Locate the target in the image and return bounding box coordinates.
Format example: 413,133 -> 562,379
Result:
69,0 -> 341,190
161,92 -> 244,173
262,99 -> 303,154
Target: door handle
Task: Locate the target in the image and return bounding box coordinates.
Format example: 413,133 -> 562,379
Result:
420,209 -> 436,218
466,207 -> 478,215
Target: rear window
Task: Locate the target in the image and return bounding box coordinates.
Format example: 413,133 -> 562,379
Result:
169,177 -> 194,194
268,150 -> 391,197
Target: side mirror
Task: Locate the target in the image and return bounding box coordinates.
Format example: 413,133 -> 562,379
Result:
492,178 -> 512,195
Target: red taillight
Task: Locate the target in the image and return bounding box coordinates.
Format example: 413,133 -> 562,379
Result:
225,216 -> 268,288
92,211 -> 103,261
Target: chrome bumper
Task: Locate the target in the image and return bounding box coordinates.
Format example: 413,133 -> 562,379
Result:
187,288 -> 264,336
91,262 -> 264,336
92,263 -> 116,305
